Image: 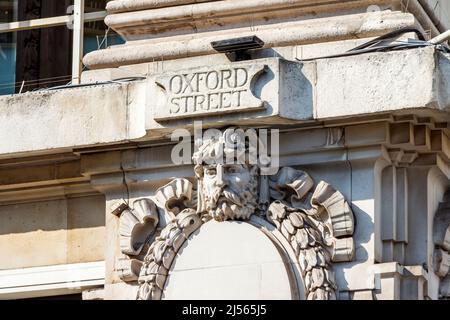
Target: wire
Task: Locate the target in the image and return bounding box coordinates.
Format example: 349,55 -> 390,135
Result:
296,27 -> 449,62
38,76 -> 147,91
0,75 -> 73,88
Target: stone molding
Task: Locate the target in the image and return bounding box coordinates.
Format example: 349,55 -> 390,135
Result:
2,49 -> 449,158
106,0 -> 213,13
84,11 -> 415,69
0,261 -> 104,300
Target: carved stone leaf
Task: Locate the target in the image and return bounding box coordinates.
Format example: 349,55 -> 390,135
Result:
311,268 -> 325,289
153,241 -> 167,262
172,233 -> 187,252
306,228 -> 320,246
288,212 -> 304,228
308,288 -> 327,300
324,269 -> 337,289
316,248 -> 328,267
137,208 -> 203,300
162,248 -> 176,270
295,228 -> 309,249
166,228 -> 182,247
156,272 -> 167,290
138,283 -> 151,300
305,247 -> 318,271
147,262 -> 159,276
267,201 -> 287,223
304,271 -> 312,290
282,218 -> 295,235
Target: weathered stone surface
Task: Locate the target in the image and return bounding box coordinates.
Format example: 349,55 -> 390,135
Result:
106,0 -> 212,14
163,220 -> 295,300
84,10 -> 416,68
0,195 -> 105,270
154,62 -> 266,120
0,82 -> 146,156
1,49 -> 449,157
2,0 -> 450,302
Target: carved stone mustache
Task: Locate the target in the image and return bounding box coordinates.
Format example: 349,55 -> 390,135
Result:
209,187 -> 243,207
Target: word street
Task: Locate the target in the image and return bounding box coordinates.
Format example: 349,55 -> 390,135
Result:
155,63 -> 266,119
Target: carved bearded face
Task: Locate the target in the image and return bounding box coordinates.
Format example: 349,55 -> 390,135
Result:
201,163 -> 258,221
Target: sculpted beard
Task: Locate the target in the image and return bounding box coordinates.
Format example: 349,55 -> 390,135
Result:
205,184 -> 258,221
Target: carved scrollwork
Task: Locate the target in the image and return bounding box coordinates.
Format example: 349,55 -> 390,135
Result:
269,167 -> 355,263
155,178 -> 195,217
112,128 -> 355,300
265,168 -> 355,299
116,198 -> 159,256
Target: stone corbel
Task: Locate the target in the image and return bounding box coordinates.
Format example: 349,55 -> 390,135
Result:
111,198 -> 159,256
154,178 -> 194,218
269,167 -> 355,263
116,258 -> 143,282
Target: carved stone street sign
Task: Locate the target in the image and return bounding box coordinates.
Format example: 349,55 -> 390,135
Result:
154,63 -> 267,120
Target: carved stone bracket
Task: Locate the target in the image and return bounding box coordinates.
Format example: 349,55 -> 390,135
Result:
154,178 -> 195,218
112,198 -> 159,256
116,258 -> 143,282
269,167 -> 355,264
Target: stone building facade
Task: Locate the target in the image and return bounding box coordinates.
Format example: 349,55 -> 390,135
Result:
0,0 -> 450,300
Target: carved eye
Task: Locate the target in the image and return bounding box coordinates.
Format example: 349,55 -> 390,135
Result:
206,168 -> 216,175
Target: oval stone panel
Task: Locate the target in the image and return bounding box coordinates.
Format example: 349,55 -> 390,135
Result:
162,220 -> 296,299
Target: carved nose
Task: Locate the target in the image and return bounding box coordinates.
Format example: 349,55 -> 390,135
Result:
215,164 -> 225,187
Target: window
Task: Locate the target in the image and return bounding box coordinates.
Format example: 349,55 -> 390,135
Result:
0,0 -> 124,95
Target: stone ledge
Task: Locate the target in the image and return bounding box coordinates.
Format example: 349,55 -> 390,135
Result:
106,0 -> 213,14
0,261 -> 105,300
104,0 -> 395,38
1,47 -> 449,158
84,11 -> 416,69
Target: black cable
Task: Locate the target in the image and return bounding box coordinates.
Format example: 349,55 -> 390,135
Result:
296,27 -> 449,62
347,27 -> 426,52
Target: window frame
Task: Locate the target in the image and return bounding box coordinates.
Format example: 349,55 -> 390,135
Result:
0,0 -> 107,85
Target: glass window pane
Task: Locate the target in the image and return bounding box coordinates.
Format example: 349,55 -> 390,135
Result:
84,1 -> 124,56
0,0 -> 121,95
0,26 -> 73,95
0,1 -> 76,23
0,31 -> 16,95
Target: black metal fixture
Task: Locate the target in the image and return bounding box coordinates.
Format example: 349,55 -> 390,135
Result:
211,35 -> 265,61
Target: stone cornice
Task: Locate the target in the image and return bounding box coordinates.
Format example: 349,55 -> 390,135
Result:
3,49 -> 450,158
85,10 -> 415,69
104,0 -> 393,34
106,0 -> 214,14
